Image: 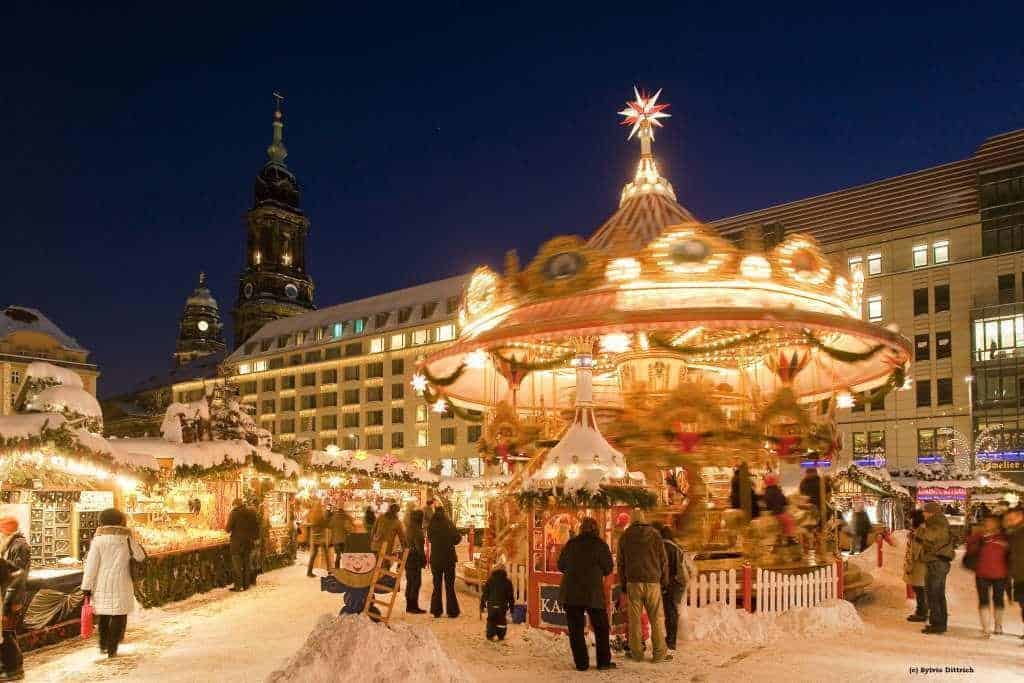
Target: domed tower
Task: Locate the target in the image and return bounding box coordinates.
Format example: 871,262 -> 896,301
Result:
233,93 -> 316,347
174,272 -> 227,368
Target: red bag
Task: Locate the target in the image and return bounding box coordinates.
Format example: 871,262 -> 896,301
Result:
80,597 -> 94,638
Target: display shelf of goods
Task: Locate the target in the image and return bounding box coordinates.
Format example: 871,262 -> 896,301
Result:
77,510 -> 101,560
132,524 -> 229,555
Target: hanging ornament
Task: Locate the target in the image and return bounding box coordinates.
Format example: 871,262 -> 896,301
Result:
411,374 -> 428,394
431,398 -> 448,414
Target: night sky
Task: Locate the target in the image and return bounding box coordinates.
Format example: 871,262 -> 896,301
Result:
4,2 -> 1023,396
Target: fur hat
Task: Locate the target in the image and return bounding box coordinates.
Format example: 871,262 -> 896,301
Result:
0,517 -> 18,535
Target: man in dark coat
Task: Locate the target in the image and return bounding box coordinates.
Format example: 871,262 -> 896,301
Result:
0,516 -> 29,681
659,525 -> 688,650
558,517 -> 614,671
617,509 -> 670,663
918,502 -> 955,634
851,502 -> 872,554
798,467 -> 831,526
479,564 -> 515,641
225,499 -> 260,591
405,509 -> 427,613
427,507 -> 462,618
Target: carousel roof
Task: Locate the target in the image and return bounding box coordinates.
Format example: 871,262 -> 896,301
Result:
422,88 -> 912,412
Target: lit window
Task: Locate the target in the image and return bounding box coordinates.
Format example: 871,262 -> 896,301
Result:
912,245 -> 928,268
238,363 -> 252,375
440,458 -> 456,476
416,404 -> 428,422
332,323 -> 343,338
369,337 -> 385,354
412,329 -> 429,345
933,240 -> 949,264
867,295 -> 883,322
354,319 -> 365,334
848,255 -> 862,273
390,333 -> 406,350
467,457 -> 484,477
436,324 -> 456,342
417,428 -> 429,447
11,371 -> 20,385
867,253 -> 882,275
253,360 -> 268,373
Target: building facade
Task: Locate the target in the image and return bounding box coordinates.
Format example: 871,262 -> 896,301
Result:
173,276 -> 483,474
233,99 -> 315,348
0,306 -> 99,414
709,129 -> 1024,479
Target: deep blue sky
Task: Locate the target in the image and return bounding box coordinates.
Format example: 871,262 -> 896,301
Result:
4,2 -> 1023,396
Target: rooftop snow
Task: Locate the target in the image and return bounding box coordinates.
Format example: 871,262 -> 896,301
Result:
1,306 -> 87,352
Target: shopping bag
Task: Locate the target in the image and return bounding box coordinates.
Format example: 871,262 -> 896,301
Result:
80,597 -> 94,638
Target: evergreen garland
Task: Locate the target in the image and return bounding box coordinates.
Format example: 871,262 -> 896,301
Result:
648,329 -> 771,356
422,362 -> 467,388
422,386 -> 484,423
801,330 -> 889,363
514,484 -> 657,510
490,350 -> 575,374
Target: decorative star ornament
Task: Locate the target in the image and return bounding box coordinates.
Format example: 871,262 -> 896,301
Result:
410,373 -> 428,394
618,87 -> 671,140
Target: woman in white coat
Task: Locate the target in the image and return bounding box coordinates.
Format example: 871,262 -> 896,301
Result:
81,508 -> 146,658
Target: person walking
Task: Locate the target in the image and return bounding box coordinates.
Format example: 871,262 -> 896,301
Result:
427,507 -> 462,618
617,509 -> 670,663
558,517 -> 615,671
479,563 -> 515,642
659,525 -> 690,651
851,502 -> 872,554
904,510 -> 928,623
405,509 -> 427,613
917,501 -> 955,634
965,514 -> 1009,637
0,517 -> 30,680
370,503 -> 405,558
81,508 -> 147,658
1000,506 -> 1024,645
328,506 -> 352,570
363,506 -> 377,532
306,500 -> 330,577
225,499 -> 260,591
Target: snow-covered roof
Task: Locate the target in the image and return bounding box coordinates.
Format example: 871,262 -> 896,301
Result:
438,475 -> 511,492
109,438 -> 300,477
1,307 -> 86,352
834,464 -> 911,498
0,413 -> 67,440
308,449 -> 439,484
26,385 -> 101,419
26,361 -> 84,388
227,275 -> 469,362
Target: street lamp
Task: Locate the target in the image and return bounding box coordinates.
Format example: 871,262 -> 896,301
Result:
965,375 -> 975,471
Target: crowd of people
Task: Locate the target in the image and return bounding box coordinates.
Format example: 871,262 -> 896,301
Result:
904,500 -> 1024,644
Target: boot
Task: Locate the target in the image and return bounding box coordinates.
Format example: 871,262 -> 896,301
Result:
993,607 -> 1004,635
979,607 -> 991,638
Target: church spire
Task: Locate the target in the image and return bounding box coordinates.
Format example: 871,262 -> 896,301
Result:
266,91 -> 288,164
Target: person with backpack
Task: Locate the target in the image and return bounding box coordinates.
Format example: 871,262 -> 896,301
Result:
659,525 -> 690,651
964,514 -> 1009,637
917,502 -> 955,634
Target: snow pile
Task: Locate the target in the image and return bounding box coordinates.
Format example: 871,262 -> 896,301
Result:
160,400 -> 211,443
110,438 -> 300,476
681,599 -> 863,645
266,614 -> 472,683
0,413 -> 66,439
25,361 -> 83,388
25,385 -> 102,419
848,531 -> 914,609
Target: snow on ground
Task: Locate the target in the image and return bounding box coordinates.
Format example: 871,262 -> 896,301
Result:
22,548 -> 1023,683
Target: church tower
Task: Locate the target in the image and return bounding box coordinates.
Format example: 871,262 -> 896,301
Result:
174,272 -> 227,367
233,94 -> 315,347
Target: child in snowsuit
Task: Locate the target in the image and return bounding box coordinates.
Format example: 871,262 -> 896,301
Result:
480,564 -> 515,641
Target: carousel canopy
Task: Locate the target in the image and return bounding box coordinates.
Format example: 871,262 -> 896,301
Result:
423,89 -> 911,413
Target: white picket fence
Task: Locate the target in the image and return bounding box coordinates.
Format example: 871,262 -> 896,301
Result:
685,562 -> 839,614
754,564 -> 837,613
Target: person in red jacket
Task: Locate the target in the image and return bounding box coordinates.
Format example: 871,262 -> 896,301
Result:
965,514 -> 1009,637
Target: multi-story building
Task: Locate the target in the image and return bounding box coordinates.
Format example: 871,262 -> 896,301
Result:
709,128 -> 1024,480
171,275 -> 483,474
0,305 -> 99,413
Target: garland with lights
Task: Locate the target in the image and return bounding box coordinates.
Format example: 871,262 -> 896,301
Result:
422,363 -> 468,388
421,385 -> 484,423
306,462 -> 437,487
490,350 -> 576,375
648,329 -> 771,356
802,331 -> 888,363
172,452 -> 297,480
514,484 -> 657,510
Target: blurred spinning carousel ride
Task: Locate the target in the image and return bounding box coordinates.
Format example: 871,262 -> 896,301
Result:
418,89 -> 911,577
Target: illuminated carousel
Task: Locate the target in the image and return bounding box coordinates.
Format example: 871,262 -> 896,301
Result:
417,89 -> 911,625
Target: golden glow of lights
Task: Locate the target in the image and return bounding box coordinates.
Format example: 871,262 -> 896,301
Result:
566,465 -> 580,478
464,350 -> 488,369
606,256 -> 641,283
649,228 -> 728,275
836,392 -> 855,409
740,254 -> 772,279
432,398 -> 448,414
600,333 -> 631,354
776,237 -> 831,285
410,374 -> 428,394
543,464 -> 560,479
